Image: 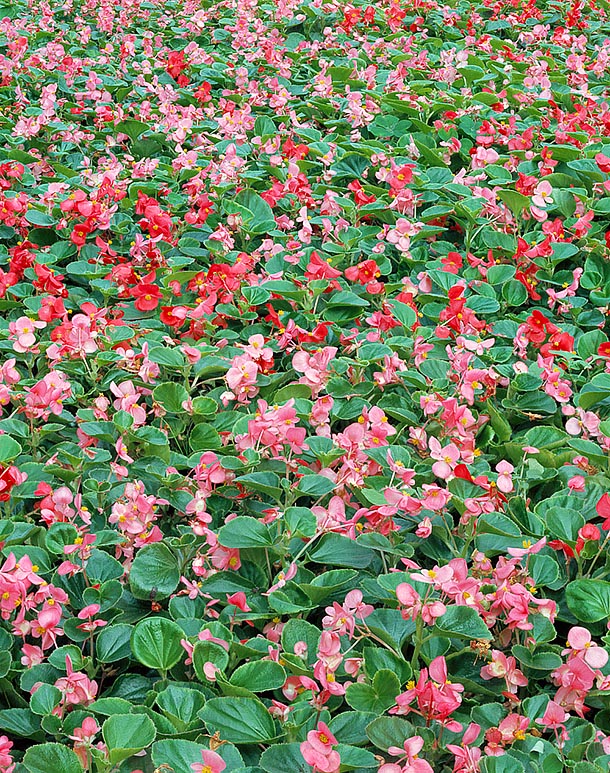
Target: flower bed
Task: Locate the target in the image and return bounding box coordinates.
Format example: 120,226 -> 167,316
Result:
0,0 -> 609,771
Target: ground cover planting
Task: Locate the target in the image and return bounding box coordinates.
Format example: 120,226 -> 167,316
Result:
1,0 -> 610,770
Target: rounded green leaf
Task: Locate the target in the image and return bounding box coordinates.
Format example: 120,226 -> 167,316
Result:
102,713 -> 156,765
23,743 -> 83,773
129,542 -> 180,600
366,716 -> 417,751
434,606 -> 491,640
0,435 -> 22,463
199,697 -> 277,744
131,617 -> 185,670
96,623 -> 133,663
29,684 -> 62,716
217,515 -> 274,549
566,579 -> 610,623
229,661 -> 286,692
193,639 -> 230,681
153,381 -> 189,413
345,669 -> 400,715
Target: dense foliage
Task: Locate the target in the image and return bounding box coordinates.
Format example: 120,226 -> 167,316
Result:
1,0 -> 610,771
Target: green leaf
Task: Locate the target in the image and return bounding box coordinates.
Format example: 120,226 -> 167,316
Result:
229,661 -> 286,692
300,569 -> 358,605
365,608 -> 414,651
307,533 -> 373,568
30,685 -> 61,716
90,697 -> 134,716
233,472 -> 282,500
217,516 -> 274,549
0,435 -> 22,462
486,264 -> 516,284
156,685 -> 205,728
366,715 -> 416,751
153,382 -> 189,413
388,299 -> 416,328
242,285 -> 271,306
191,397 -> 218,416
102,713 -> 156,765
502,279 -> 528,306
577,330 -> 606,360
434,606 -> 491,639
192,639 -> 230,681
281,618 -> 320,665
579,373 -> 610,410
0,708 -> 42,738
260,742 -> 311,773
327,711 -> 377,746
336,744 -> 378,770
96,624 -> 133,663
296,474 -> 336,497
284,507 -> 316,538
152,740 -> 220,773
326,290 -> 369,309
546,506 -> 583,543
23,743 -> 83,773
189,423 -> 222,451
130,542 -> 180,600
131,617 -> 185,670
199,697 -> 277,744
566,579 -> 610,623
511,645 -> 562,672
497,189 -> 530,216
116,119 -> 149,140
235,189 -> 275,233
148,346 -> 186,367
363,646 -> 411,684
593,197 -> 610,214
345,669 -> 400,714
480,756 -> 525,773
25,210 -> 56,227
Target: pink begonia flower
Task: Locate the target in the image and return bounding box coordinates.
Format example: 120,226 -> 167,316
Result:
537,699 -> 569,729
459,336 -> 495,355
54,656 -> 98,707
300,722 -> 341,773
391,656 -> 463,730
531,180 -> 553,208
292,347 -> 337,394
226,591 -> 251,612
446,722 -> 482,771
0,735 -> 15,773
191,749 -> 226,773
507,536 -> 546,558
495,460 -> 514,493
386,736 -> 433,773
563,626 -> 609,669
429,436 -> 460,480
567,475 -> 586,492
410,564 -> 453,585
266,562 -> 298,595
421,600 -> 446,625
523,446 -> 539,454
415,516 -> 432,538
480,650 -> 528,693
9,316 -> 46,353
471,146 -> 499,168
386,218 -> 415,252
420,484 -> 451,510
396,583 -> 422,620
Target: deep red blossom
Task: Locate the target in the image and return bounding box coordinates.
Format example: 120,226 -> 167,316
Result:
0,465 -> 27,501
131,272 -> 163,311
